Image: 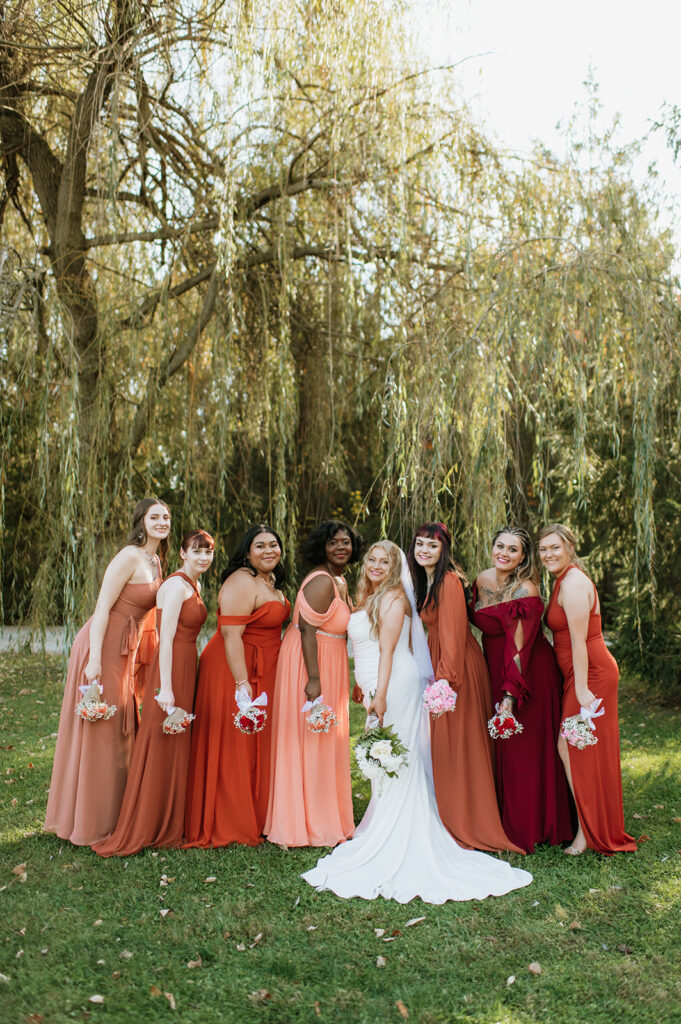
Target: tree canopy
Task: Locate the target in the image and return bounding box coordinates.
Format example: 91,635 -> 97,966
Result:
1,0 -> 679,692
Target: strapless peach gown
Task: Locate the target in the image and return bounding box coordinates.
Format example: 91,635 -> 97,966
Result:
265,571 -> 354,847
44,579 -> 159,845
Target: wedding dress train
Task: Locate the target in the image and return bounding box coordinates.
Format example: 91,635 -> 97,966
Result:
301,610 -> 533,903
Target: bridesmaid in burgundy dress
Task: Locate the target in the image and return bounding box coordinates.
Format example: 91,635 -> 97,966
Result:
539,523 -> 636,855
44,498 -> 170,846
93,530 -> 213,856
184,525 -> 290,847
471,527 -> 574,853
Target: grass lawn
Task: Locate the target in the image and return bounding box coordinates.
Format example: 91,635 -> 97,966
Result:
0,652 -> 680,1024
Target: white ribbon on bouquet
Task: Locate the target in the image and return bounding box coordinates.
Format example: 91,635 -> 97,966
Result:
301,694 -> 325,713
235,689 -> 268,713
579,698 -> 605,731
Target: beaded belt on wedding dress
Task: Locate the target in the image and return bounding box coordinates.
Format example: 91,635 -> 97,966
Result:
293,623 -> 345,640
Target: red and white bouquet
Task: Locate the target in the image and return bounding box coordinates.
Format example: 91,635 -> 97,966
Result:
301,695 -> 338,733
423,679 -> 457,718
233,689 -> 268,734
561,698 -> 604,749
76,682 -> 117,722
487,703 -> 523,740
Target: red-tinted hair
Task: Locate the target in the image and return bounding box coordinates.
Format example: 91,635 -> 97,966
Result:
181,529 -> 215,552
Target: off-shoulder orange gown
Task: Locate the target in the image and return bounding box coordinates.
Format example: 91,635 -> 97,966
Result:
546,568 -> 636,855
264,571 -> 354,847
44,579 -> 160,846
93,573 -> 206,856
184,597 -> 290,846
420,572 -> 522,854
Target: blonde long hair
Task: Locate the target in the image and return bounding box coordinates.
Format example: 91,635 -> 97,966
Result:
355,540 -> 405,639
538,523 -> 586,571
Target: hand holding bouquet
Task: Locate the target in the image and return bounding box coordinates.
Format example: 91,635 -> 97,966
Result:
423,679 -> 457,718
233,688 -> 268,734
355,721 -> 408,790
75,682 -> 117,722
561,698 -> 604,749
487,703 -> 523,740
301,695 -> 338,733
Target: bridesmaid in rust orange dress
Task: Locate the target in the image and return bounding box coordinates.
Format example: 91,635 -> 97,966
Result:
94,530 -> 213,857
408,522 -> 522,854
44,498 -> 170,846
265,520 -> 363,847
184,525 -> 290,847
539,523 -> 636,856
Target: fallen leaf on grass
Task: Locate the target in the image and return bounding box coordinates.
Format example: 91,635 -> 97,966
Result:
96,959 -> 105,966
24,1014 -> 44,1023
0,973 -> 9,984
314,1001 -> 321,1016
249,933 -> 263,948
306,926 -> 317,932
383,937 -> 396,943
247,990 -> 271,1003
374,928 -> 385,938
528,962 -> 542,975
88,995 -> 105,1004
637,834 -> 650,844
204,876 -> 217,883
40,949 -> 48,956
150,986 -> 162,997
404,917 -> 425,928
111,971 -> 121,980
159,908 -> 172,919
376,956 -> 386,968
12,864 -> 26,876
93,919 -> 103,926
654,804 -> 664,809
235,944 -> 246,952
617,944 -> 633,955
10,798 -> 16,806
395,1000 -> 409,1018
186,956 -> 202,969
164,991 -> 176,1010
673,817 -> 681,824
569,920 -> 582,931
16,950 -> 23,959
390,929 -> 401,937
120,949 -> 133,960
506,975 -> 515,986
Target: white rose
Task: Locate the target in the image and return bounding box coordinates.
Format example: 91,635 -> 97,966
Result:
369,739 -> 392,761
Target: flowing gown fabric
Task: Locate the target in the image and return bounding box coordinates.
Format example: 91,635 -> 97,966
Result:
420,573 -> 523,854
546,569 -> 636,855
470,589 -> 575,853
265,572 -> 354,847
184,598 -> 290,847
302,610 -> 532,903
44,579 -> 160,846
93,573 -> 206,856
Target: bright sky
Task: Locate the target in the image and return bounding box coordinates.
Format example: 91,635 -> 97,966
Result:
412,0 -> 681,234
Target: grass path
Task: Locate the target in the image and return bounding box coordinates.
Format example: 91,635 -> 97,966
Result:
0,653 -> 679,1023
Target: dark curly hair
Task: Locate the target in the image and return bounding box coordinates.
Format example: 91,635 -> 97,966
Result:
302,519 -> 364,566
221,524 -> 286,587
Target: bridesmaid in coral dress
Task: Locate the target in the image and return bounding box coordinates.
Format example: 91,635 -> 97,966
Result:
184,525 -> 290,847
265,520 -> 363,847
94,530 -> 213,856
539,524 -> 636,856
471,527 -> 574,853
44,498 -> 170,846
408,522 -> 522,854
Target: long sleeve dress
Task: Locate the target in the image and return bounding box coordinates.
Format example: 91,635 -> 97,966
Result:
44,579 -> 160,846
264,571 -> 354,847
184,597 -> 290,847
93,572 -> 206,856
546,568 -> 636,855
470,589 -> 575,853
420,572 -> 522,854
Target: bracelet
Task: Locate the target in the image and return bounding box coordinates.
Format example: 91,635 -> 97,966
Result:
234,679 -> 249,688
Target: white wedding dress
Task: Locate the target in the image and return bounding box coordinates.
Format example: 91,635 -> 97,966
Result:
301,609 -> 533,903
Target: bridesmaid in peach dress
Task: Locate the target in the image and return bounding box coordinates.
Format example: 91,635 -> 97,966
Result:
408,522 -> 523,854
265,520 -> 363,847
539,524 -> 636,856
44,498 -> 170,846
184,525 -> 290,847
93,530 -> 213,857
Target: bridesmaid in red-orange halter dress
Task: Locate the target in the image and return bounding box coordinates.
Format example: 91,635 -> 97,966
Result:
44,498 -> 170,846
408,522 -> 523,855
94,531 -> 213,857
539,523 -> 636,856
265,520 -> 362,847
184,525 -> 290,847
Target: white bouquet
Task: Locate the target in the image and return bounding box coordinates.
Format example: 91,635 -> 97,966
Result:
354,722 -> 408,791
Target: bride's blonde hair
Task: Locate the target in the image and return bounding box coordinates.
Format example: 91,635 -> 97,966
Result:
355,540 -> 405,638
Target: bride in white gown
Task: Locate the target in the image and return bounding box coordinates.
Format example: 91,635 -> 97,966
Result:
301,541 -> 532,904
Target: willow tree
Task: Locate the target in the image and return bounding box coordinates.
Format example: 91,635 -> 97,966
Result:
1,1 -> 680,695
